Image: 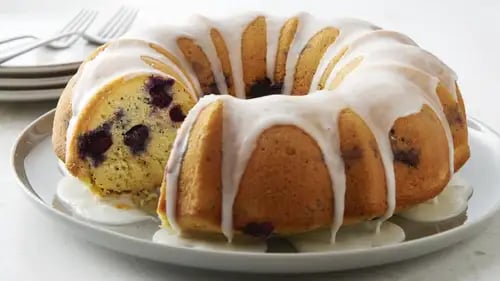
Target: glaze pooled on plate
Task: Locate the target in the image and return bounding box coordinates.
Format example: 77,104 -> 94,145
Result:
56,175 -> 154,225
398,176 -> 473,222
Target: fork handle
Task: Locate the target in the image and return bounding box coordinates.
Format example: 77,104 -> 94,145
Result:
0,35 -> 39,45
0,31 -> 81,65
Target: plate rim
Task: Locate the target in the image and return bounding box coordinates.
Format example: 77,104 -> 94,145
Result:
0,62 -> 80,76
0,74 -> 72,88
0,88 -> 62,101
10,109 -> 500,273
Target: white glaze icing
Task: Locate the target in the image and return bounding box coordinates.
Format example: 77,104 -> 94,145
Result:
163,14 -> 458,242
124,25 -> 203,95
67,13 -> 461,243
180,16 -> 229,95
398,175 -> 473,222
265,16 -> 288,83
309,18 -> 380,91
289,221 -> 405,252
281,13 -> 319,96
65,38 -> 199,158
208,13 -> 264,98
165,94 -> 220,232
152,228 -> 266,252
56,175 -> 154,225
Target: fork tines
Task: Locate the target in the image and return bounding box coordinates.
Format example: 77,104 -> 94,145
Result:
49,9 -> 98,49
97,7 -> 139,41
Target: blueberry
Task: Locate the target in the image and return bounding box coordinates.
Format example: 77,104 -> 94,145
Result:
390,129 -> 420,168
242,222 -> 274,239
145,76 -> 174,108
393,148 -> 420,168
169,105 -> 186,122
123,124 -> 149,154
78,124 -> 113,167
247,78 -> 283,99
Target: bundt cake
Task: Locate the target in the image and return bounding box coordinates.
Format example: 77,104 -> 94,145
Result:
52,13 -> 469,241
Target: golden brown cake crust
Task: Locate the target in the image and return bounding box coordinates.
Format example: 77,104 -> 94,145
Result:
177,37 -> 217,95
158,100 -> 224,232
339,109 -> 387,221
177,100 -> 224,232
242,16 -> 267,96
234,125 -> 333,233
55,15 -> 470,237
52,76 -> 75,162
292,27 -> 339,95
210,29 -> 234,96
391,105 -> 451,208
450,84 -> 469,170
149,43 -> 201,97
158,96 -> 457,235
52,44 -> 109,162
274,17 -> 298,84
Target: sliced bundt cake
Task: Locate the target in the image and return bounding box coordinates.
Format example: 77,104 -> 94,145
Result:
53,13 -> 469,240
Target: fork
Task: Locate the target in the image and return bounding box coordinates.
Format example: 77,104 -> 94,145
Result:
48,7 -> 139,47
0,9 -> 96,47
0,7 -> 139,65
82,7 -> 139,45
48,9 -> 99,49
0,9 -> 97,65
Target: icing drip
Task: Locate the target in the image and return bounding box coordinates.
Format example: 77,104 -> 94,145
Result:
68,13 -> 460,243
208,14 -> 262,98
165,95 -> 220,232
164,15 -> 458,242
65,39 -> 198,158
309,18 -> 380,92
265,16 -> 288,83
152,228 -> 266,252
124,27 -> 203,95
183,16 -> 229,95
218,93 -> 348,241
289,221 -> 405,252
281,13 -> 318,95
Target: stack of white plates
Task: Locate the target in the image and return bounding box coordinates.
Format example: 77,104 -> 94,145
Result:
0,34 -> 96,102
0,60 -> 79,102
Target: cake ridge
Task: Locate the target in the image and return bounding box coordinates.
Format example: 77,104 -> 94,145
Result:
53,12 -> 469,242
65,39 -> 196,162
164,44 -> 457,240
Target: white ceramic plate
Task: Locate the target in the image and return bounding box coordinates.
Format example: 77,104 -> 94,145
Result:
0,63 -> 79,76
0,74 -> 72,88
0,37 -> 92,76
11,110 -> 500,273
0,88 -> 62,101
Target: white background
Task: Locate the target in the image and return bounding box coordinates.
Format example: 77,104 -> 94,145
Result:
1,0 -> 500,280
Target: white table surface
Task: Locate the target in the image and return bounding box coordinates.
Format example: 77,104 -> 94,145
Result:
1,0 -> 500,280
